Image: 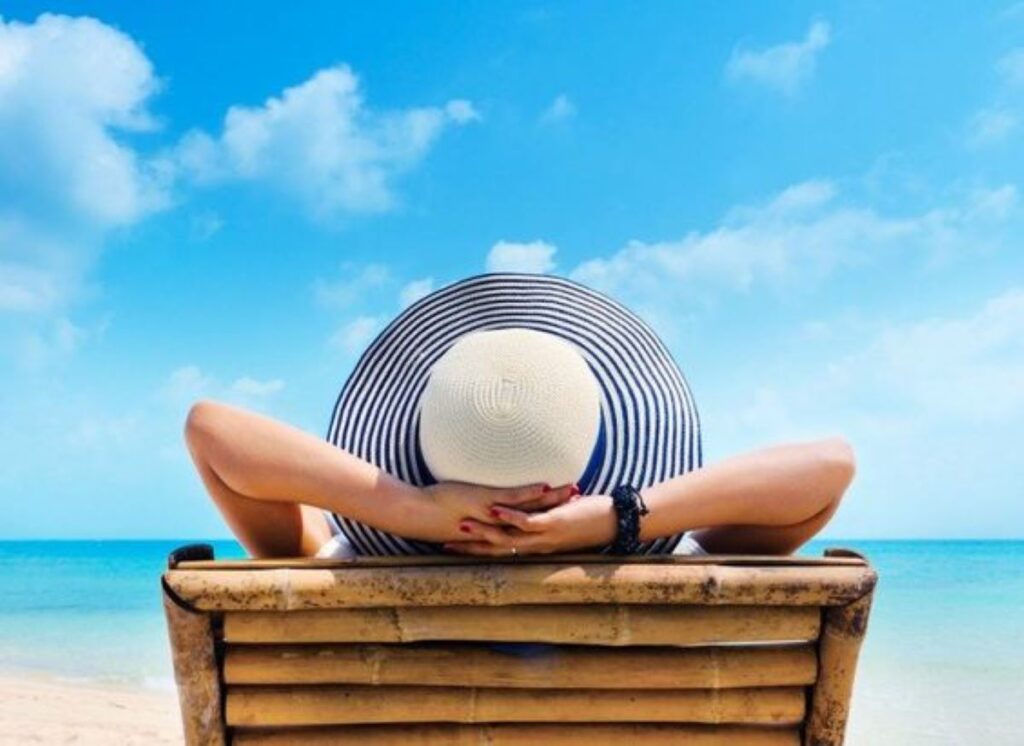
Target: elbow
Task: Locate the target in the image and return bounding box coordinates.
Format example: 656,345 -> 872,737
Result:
819,436 -> 856,499
183,398 -> 226,453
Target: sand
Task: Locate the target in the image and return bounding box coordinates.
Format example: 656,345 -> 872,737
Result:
0,672 -> 181,745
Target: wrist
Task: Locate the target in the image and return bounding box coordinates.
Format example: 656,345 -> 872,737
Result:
580,495 -> 617,549
609,485 -> 650,554
386,481 -> 447,542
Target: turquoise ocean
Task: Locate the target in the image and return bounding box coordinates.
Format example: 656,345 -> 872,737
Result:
0,540 -> 1021,744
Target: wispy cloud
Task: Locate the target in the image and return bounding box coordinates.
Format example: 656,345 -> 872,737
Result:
316,267 -> 437,349
188,211 -> 225,242
725,21 -> 831,96
444,99 -> 482,124
161,365 -> 285,409
175,65 -> 478,217
997,47 -> 1024,87
571,179 -> 1020,310
229,377 -> 285,398
329,315 -> 385,353
965,46 -> 1024,148
703,286 -> 1024,537
486,240 -> 558,273
314,263 -> 392,308
967,107 -> 1019,147
399,277 -> 435,307
540,94 -> 576,124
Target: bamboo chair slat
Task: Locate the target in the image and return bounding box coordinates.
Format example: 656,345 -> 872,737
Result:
232,722 -> 802,745
180,553 -> 867,570
224,642 -> 817,689
224,684 -> 807,727
166,563 -> 876,611
224,604 -> 821,645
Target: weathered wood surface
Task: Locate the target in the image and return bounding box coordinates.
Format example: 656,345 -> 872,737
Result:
805,591 -> 875,746
162,584 -> 226,746
224,604 -> 821,645
232,723 -> 801,745
224,642 -> 817,689
225,684 -> 807,727
165,563 -> 877,611
178,554 -> 867,570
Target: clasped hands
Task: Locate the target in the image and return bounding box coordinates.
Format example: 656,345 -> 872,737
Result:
419,481 -> 616,557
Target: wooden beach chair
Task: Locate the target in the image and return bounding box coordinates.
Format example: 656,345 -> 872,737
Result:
162,547 -> 876,745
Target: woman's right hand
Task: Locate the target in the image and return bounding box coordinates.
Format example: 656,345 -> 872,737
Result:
415,481 -> 579,542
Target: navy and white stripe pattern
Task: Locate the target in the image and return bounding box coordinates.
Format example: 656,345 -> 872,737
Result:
325,273 -> 702,556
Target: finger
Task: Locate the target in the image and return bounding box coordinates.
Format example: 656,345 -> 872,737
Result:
493,482 -> 553,506
514,484 -> 579,512
493,482 -> 549,506
487,505 -> 551,533
500,482 -> 578,509
458,519 -> 515,546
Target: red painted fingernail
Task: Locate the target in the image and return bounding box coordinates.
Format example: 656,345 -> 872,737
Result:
459,524 -> 472,533
489,507 -> 502,518
541,484 -> 552,493
569,484 -> 580,497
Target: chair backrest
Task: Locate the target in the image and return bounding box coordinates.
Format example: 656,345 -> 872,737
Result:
162,548 -> 876,746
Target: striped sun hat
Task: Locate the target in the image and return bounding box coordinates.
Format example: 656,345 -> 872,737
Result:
326,273 -> 702,556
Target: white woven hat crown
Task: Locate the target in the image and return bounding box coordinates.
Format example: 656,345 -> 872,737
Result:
419,328 -> 601,488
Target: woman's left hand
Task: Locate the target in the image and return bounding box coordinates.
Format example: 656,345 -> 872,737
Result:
442,494 -> 617,556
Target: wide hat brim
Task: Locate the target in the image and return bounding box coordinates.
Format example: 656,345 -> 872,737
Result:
326,273 -> 702,555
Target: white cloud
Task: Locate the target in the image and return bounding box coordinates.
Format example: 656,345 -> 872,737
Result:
161,365 -> 285,410
315,267 -> 435,348
399,277 -> 435,307
12,315 -> 109,368
0,14 -> 168,314
700,287 -> 1024,538
189,211 -> 224,242
445,99 -> 482,124
847,290 -> 1024,420
967,107 -> 1019,147
314,263 -> 391,308
997,47 -> 1024,87
176,65 -> 478,216
726,21 -> 831,96
66,413 -> 141,451
540,94 -> 576,124
162,365 -> 215,403
571,180 -> 1019,304
229,377 -> 285,398
486,240 -> 558,273
965,47 -> 1024,148
330,315 -> 385,353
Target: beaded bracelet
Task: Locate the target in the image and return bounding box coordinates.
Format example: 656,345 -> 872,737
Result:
609,485 -> 650,555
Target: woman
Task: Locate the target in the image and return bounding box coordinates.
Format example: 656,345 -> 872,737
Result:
184,274 -> 854,559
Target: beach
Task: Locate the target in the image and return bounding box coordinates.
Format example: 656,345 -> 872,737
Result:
0,671 -> 180,745
1,539 -> 1021,745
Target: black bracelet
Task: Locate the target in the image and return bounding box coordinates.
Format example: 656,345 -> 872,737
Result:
609,485 -> 650,555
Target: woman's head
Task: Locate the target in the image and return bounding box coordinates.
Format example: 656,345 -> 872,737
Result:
419,328 -> 601,488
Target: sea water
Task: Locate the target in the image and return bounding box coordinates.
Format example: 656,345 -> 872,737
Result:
0,540 -> 1021,744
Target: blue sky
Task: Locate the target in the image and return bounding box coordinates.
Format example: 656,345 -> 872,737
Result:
1,1 -> 1022,539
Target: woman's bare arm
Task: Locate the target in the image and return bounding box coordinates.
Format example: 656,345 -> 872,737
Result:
184,400 -> 574,557
452,438 -> 855,555
641,437 -> 855,552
